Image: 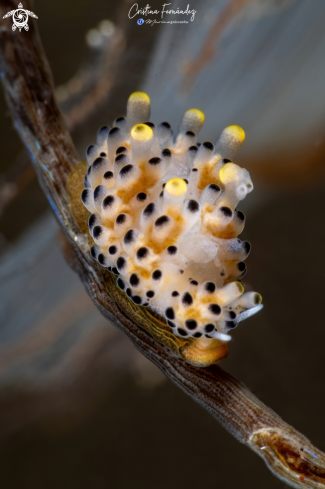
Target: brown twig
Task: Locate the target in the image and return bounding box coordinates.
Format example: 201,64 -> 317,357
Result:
0,21 -> 124,218
0,1 -> 325,487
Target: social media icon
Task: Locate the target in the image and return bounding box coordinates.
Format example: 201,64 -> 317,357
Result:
137,18 -> 144,25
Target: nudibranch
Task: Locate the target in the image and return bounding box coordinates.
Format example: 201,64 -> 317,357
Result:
80,91 -> 263,365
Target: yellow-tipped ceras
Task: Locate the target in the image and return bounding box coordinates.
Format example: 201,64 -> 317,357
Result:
71,91 -> 263,367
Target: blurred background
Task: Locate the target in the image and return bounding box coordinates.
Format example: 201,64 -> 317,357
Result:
0,0 -> 325,487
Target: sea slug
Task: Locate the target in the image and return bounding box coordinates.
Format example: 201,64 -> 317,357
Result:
81,91 -> 262,362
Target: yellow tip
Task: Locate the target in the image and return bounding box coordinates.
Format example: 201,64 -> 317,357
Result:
219,162 -> 240,185
165,178 -> 187,197
234,281 -> 244,295
131,123 -> 153,142
254,293 -> 262,305
186,108 -> 205,124
129,91 -> 150,104
225,125 -> 245,143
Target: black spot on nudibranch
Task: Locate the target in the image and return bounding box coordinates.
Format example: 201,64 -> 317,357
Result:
98,254 -> 106,265
94,185 -> 104,201
81,189 -> 91,205
171,291 -> 179,297
103,171 -> 113,180
123,229 -> 135,244
109,127 -> 120,137
148,157 -> 162,165
88,214 -> 97,230
144,122 -> 155,129
100,152 -> 107,157
92,157 -> 106,170
119,164 -> 134,177
155,215 -> 170,227
185,319 -> 197,330
144,203 -> 155,216
193,332 -> 202,338
93,226 -> 102,239
204,282 -> 216,293
98,125 -> 109,135
146,290 -> 155,298
116,214 -> 127,225
116,256 -> 126,270
117,277 -> 125,290
115,153 -> 128,164
237,262 -> 246,272
116,117 -> 125,123
209,304 -> 221,316
137,192 -> 147,202
203,142 -> 214,151
126,288 -> 132,297
182,292 -> 193,306
130,273 -> 140,287
183,179 -> 189,184
86,144 -> 95,156
162,148 -> 172,158
152,270 -> 162,280
190,280 -> 198,286
187,200 -> 200,213
223,158 -> 232,164
167,246 -> 177,255
132,296 -> 142,305
237,211 -> 245,222
220,206 -> 232,217
243,242 -> 251,254
108,245 -> 118,255
178,328 -> 188,337
208,183 -> 220,192
111,267 -> 119,275
136,247 -> 149,259
116,146 -> 127,155
228,311 -> 237,319
90,246 -> 98,259
188,145 -> 198,152
165,307 -> 175,320
185,131 -> 195,137
103,195 -> 115,208
161,122 -> 171,129
204,324 -> 215,333
167,320 -> 175,328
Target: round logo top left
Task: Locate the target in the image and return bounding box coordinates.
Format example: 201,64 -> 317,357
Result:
2,2 -> 38,32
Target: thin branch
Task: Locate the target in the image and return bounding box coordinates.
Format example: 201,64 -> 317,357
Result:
0,1 -> 325,487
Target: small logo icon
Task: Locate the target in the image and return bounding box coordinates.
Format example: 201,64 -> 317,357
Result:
2,2 -> 38,32
137,18 -> 144,25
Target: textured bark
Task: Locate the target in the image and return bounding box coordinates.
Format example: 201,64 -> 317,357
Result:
1,1 -> 325,487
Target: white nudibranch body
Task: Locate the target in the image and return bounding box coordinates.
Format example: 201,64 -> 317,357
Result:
81,92 -> 262,344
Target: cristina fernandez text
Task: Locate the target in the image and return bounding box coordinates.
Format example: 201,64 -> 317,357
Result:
128,3 -> 197,22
